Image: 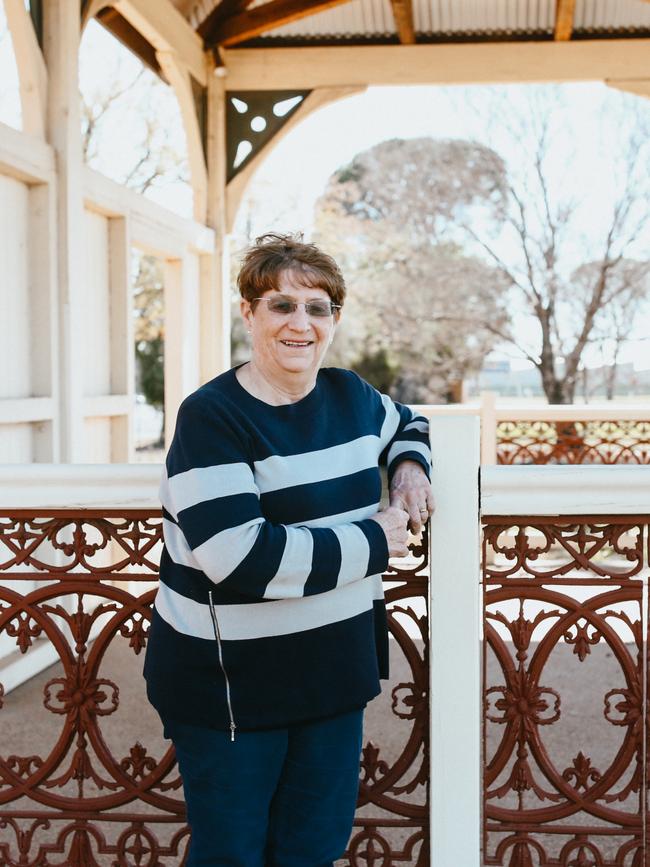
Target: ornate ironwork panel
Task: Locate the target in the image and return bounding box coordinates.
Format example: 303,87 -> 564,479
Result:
482,515 -> 650,866
0,511 -> 429,866
496,421 -> 650,465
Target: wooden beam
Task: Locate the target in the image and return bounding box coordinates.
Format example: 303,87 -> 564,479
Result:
554,0 -> 575,41
157,50 -> 209,223
95,8 -> 163,77
113,0 -> 208,84
199,0 -> 254,46
390,0 -> 415,45
209,0 -> 353,47
223,40 -> 650,89
606,79 -> 650,101
4,0 -> 48,137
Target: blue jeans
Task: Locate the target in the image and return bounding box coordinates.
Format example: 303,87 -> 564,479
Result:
164,709 -> 364,867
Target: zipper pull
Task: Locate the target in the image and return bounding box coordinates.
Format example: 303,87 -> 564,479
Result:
230,723 -> 236,742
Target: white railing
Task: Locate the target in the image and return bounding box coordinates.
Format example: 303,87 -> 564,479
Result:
3,446 -> 650,865
429,417 -> 650,866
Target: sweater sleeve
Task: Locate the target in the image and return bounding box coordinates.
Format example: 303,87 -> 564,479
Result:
376,391 -> 432,484
160,395 -> 389,600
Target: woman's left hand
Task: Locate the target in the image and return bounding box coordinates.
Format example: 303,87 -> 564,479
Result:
389,460 -> 435,535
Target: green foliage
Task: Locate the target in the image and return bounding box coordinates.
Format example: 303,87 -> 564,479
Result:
136,336 -> 164,411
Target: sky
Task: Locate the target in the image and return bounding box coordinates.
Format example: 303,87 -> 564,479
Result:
1,6 -> 648,374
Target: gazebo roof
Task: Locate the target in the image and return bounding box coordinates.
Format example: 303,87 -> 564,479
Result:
99,0 -> 650,57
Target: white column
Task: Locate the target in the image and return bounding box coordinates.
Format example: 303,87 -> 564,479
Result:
429,416 -> 481,866
43,0 -> 86,461
205,69 -> 231,375
480,390 -> 497,465
109,216 -> 134,461
163,254 -> 201,447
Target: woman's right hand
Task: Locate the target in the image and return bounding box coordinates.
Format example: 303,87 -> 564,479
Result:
370,506 -> 410,558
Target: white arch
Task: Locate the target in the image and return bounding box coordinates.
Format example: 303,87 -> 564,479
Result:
4,0 -> 47,136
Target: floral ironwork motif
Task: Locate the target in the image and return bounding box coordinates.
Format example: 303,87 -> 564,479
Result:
483,514 -> 650,866
496,420 -> 650,465
0,511 -> 429,865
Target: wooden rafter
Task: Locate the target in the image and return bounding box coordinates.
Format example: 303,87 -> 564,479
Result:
206,0 -> 353,47
554,0 -> 575,41
390,0 -> 414,44
199,0 -> 254,45
96,7 -> 163,77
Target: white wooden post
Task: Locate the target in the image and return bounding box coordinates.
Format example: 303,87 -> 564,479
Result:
206,70 -> 231,375
43,0 -> 86,462
430,416 -> 481,866
480,390 -> 497,465
108,216 -> 133,461
163,255 -> 201,447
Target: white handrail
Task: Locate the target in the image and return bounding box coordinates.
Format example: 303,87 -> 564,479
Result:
481,464 -> 650,515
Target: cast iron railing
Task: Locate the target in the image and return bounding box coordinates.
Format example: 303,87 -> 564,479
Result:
482,514 -> 650,866
0,510 -> 429,866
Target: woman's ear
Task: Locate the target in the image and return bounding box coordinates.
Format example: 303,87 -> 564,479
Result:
240,297 -> 254,332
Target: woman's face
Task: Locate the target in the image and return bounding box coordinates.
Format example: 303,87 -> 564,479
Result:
240,270 -> 339,381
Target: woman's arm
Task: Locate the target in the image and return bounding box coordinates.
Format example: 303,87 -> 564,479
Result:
161,396 -> 390,600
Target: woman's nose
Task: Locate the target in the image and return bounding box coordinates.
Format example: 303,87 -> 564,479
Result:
287,305 -> 311,329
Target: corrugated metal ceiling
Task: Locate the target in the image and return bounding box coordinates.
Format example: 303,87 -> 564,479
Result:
176,0 -> 650,42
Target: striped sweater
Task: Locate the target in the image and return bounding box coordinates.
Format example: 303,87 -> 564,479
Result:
144,365 -> 431,733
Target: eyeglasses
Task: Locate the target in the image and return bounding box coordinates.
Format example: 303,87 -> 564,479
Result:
252,296 -> 341,318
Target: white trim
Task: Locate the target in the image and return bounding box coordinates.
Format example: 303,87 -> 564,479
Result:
0,398 -> 54,424
0,121 -> 55,184
481,465 -> 650,516
0,464 -> 162,509
83,394 -> 130,418
430,416 -> 481,867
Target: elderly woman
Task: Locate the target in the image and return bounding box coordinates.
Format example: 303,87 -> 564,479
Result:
144,233 -> 434,867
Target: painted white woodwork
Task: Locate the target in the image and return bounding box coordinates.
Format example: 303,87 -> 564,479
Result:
4,0 -> 48,137
113,0 -> 208,85
0,637 -> 62,694
0,462 -> 161,508
83,395 -> 131,417
205,71 -> 230,374
225,86 -> 365,231
44,0 -> 86,462
83,417 -> 113,462
479,390 -> 497,465
481,465 -> 650,515
223,40 -> 650,89
429,416 -> 481,867
163,253 -> 201,446
82,209 -> 112,397
0,425 -> 33,461
412,400 -> 650,424
108,217 -> 134,461
157,50 -> 208,224
0,174 -> 31,399
83,167 -> 214,256
0,398 -> 54,423
0,121 -> 54,184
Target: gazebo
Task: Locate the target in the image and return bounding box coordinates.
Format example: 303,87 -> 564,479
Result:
1,2 -> 650,865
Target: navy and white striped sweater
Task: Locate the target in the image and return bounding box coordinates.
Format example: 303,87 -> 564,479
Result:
144,365 -> 431,732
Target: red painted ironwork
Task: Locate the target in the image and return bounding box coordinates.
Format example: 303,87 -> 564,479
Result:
0,511 -> 429,866
497,421 -> 650,465
482,515 -> 650,866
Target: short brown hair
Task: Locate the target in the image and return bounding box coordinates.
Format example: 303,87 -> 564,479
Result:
237,232 -> 346,307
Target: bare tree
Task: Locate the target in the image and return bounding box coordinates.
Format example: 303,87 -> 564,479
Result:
461,89 -> 650,403
314,138 -> 511,402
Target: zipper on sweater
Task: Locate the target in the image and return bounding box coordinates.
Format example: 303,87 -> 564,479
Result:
208,590 -> 237,742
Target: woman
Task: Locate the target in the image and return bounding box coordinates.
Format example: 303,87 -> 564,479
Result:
144,233 -> 434,867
